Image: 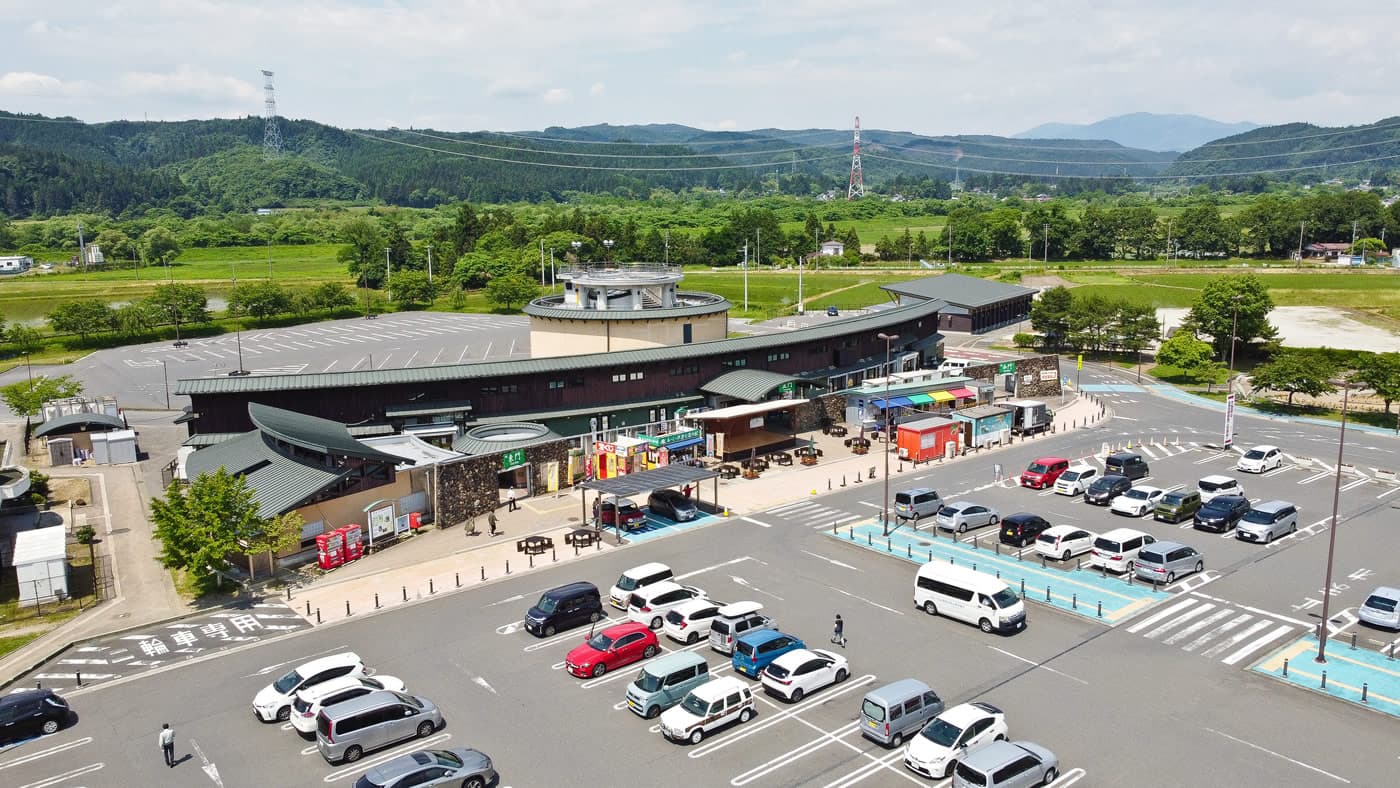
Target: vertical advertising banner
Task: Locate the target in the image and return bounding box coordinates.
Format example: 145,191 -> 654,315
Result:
1224,393 -> 1236,448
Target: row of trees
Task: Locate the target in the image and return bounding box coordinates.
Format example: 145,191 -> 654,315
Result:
1024,287 -> 1160,356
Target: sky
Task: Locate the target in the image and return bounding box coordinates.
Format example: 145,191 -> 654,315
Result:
0,1 -> 1393,137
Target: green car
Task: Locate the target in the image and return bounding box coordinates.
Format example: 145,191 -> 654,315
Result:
1154,490 -> 1202,523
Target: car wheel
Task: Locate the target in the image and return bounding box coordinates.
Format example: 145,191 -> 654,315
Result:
343,745 -> 363,763
739,707 -> 754,723
995,733 -> 1006,742
275,706 -> 291,722
835,668 -> 849,683
591,662 -> 607,677
1166,572 -> 1176,584
41,719 -> 60,735
989,515 -> 999,526
1195,561 -> 1204,574
957,522 -> 967,534
1043,767 -> 1059,785
650,616 -> 663,630
689,728 -> 705,745
589,612 -> 602,623
790,688 -> 804,703
979,618 -> 994,634
890,731 -> 904,748
643,644 -> 659,658
1290,522 -> 1298,534
1061,550 -> 1071,561
943,760 -> 957,779
923,601 -> 938,616
464,777 -> 486,788
416,720 -> 435,739
544,625 -> 556,637
686,631 -> 699,644
645,705 -> 661,719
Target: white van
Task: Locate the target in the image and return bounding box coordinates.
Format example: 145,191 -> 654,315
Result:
659,676 -> 755,744
608,562 -> 673,609
913,563 -> 1026,634
939,358 -> 975,373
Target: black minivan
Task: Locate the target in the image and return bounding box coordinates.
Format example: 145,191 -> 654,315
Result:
1104,452 -> 1149,481
0,689 -> 70,745
999,512 -> 1052,548
524,581 -> 603,637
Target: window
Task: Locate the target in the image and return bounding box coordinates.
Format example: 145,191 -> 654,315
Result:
481,385 -> 498,394
612,374 -> 626,383
629,371 -> 644,380
902,697 -> 922,715
766,351 -> 790,362
722,358 -> 748,368
502,384 -> 517,393
683,323 -> 693,344
548,380 -> 565,390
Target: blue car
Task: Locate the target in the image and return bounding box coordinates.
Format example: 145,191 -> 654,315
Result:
732,630 -> 805,678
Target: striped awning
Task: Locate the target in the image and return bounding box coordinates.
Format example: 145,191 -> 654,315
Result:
949,387 -> 977,399
930,390 -> 955,403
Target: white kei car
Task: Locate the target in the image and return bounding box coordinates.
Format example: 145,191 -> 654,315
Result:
759,648 -> 850,702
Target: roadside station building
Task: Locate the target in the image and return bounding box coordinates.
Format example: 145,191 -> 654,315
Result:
881,273 -> 1035,334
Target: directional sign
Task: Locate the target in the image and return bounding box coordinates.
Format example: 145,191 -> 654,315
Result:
997,361 -> 1016,374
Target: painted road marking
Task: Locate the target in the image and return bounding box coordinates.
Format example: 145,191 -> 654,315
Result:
1339,478 -> 1369,492
987,645 -> 1087,685
1166,609 -> 1241,647
1200,619 -> 1276,660
17,763 -> 104,788
801,550 -> 861,570
741,517 -> 772,528
0,738 -> 93,770
1142,602 -> 1217,639
1202,727 -> 1349,783
688,675 -> 876,758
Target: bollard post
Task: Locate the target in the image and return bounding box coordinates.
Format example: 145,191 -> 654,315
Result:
403,586 -> 408,602
1152,578 -> 1158,593
996,570 -> 1001,579
1072,594 -> 1077,610
1040,555 -> 1045,569
842,475 -> 847,487
375,593 -> 380,609
306,601 -> 311,616
35,681 -> 40,689
286,587 -> 291,601
886,537 -> 892,553
850,528 -> 856,541
506,559 -> 511,575
868,532 -> 873,546
1283,658 -> 1289,677
1076,559 -> 1082,572
1017,548 -> 1023,562
529,554 -> 534,569
596,539 -> 602,551
316,608 -> 322,624
1097,601 -> 1102,618
833,521 -> 838,534
456,572 -> 461,588
971,535 -> 977,550
574,543 -> 580,557
1363,683 -> 1369,704
1100,563 -> 1106,578
1046,585 -> 1051,602
907,544 -> 912,558
76,671 -> 82,687
929,549 -> 933,562
973,563 -> 977,572
481,566 -> 486,581
346,601 -> 351,617
1351,632 -> 1357,650
995,542 -> 1000,556
553,547 -> 557,563
1390,643 -> 1396,661
1021,579 -> 1025,595
899,462 -> 904,473
829,478 -> 832,491
1321,670 -> 1327,690
1127,572 -> 1134,586
429,578 -> 435,594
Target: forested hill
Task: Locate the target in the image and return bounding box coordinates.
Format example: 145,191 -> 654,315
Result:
1,110 -> 1181,216
1165,117 -> 1400,182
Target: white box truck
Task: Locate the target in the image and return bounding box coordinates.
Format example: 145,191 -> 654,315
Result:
1005,399 -> 1051,436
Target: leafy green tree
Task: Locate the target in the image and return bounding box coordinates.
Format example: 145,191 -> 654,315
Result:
47,300 -> 114,341
1029,286 -> 1074,351
145,283 -> 210,325
7,325 -> 42,355
1177,203 -> 1233,257
338,217 -> 385,288
485,274 -> 540,311
1067,292 -> 1115,352
382,214 -> 416,270
308,282 -> 355,312
1352,352 -> 1400,414
453,251 -> 523,289
113,301 -> 159,337
140,226 -> 182,268
94,228 -> 134,267
1073,204 -> 1118,259
229,280 -> 292,321
1023,202 -> 1077,260
389,270 -> 435,307
75,524 -> 98,581
150,469 -> 262,594
1156,331 -> 1215,370
1112,302 -> 1160,357
449,201 -> 483,257
0,374 -> 83,427
1250,349 -> 1336,405
245,511 -> 304,581
1183,274 -> 1277,359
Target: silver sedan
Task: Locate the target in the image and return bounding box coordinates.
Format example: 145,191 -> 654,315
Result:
933,501 -> 1000,534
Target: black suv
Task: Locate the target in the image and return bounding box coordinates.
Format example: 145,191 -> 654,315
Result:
1194,494 -> 1251,533
0,689 -> 70,744
999,512 -> 1052,547
1084,475 -> 1131,506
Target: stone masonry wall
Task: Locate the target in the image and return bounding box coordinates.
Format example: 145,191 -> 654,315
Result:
964,354 -> 1062,399
435,438 -> 574,527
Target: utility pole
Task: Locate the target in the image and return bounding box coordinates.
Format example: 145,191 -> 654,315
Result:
742,242 -> 749,312
426,243 -> 433,285
540,239 -> 546,286
664,230 -> 670,266
266,232 -> 273,279
756,227 -> 762,270
229,258 -> 248,376
1166,218 -> 1174,269
77,220 -> 87,274
878,333 -> 899,536
385,248 -> 392,302
1351,220 -> 1359,262
1042,223 -> 1049,264
1297,221 -> 1305,269
946,224 -> 952,267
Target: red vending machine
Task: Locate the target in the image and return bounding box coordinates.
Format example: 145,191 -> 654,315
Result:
315,530 -> 344,570
339,524 -> 364,562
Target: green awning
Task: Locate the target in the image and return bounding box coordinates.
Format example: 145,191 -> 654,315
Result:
907,393 -> 935,405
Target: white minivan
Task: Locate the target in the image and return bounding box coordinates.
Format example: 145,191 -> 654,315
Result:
914,563 -> 1026,634
609,562 -> 673,609
659,676 -> 756,744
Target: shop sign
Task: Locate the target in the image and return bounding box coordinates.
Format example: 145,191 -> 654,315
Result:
501,448 -> 526,470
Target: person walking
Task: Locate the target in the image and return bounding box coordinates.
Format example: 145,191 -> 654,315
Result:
488,510 -> 500,536
507,488 -> 519,512
831,614 -> 846,648
159,723 -> 175,768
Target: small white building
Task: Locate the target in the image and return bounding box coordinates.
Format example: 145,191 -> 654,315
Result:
819,240 -> 845,256
0,255 -> 34,274
12,526 -> 69,605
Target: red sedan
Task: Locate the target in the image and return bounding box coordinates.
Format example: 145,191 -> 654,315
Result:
565,622 -> 659,678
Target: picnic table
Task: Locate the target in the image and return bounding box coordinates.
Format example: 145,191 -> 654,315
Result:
771,452 -> 793,466
742,458 -> 769,472
827,425 -> 848,437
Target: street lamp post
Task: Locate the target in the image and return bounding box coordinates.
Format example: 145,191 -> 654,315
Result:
229,258 -> 249,376
878,332 -> 899,536
1227,294 -> 1242,393
160,359 -> 170,409
603,239 -> 614,260
1315,380 -> 1354,664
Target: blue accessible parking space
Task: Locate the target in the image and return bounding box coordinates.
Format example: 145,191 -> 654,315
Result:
827,520 -> 1169,624
623,512 -> 722,544
1253,632 -> 1400,719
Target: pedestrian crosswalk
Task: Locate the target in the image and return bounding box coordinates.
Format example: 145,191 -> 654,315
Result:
764,500 -> 864,530
1124,593 -> 1299,667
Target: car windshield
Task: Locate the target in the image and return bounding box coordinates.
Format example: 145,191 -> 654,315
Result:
1241,510 -> 1271,524
1200,479 -> 1226,491
937,505 -> 960,517
991,588 -> 1019,609
920,717 -> 964,747
535,595 -> 559,614
1089,478 -> 1117,491
1244,449 -> 1267,459
635,670 -> 663,692
272,669 -> 304,694
1365,595 -> 1398,613
861,699 -> 887,722
1201,501 -> 1231,514
616,574 -> 640,592
586,632 -> 616,651
1162,493 -> 1186,504
680,693 -> 710,715
1028,463 -> 1050,473
766,661 -> 792,679
1123,489 -> 1149,500
1061,470 -> 1084,481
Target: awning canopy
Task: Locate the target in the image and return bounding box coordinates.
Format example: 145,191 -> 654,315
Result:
34,412 -> 126,438
699,369 -> 803,403
948,387 -> 977,399
684,399 -> 808,421
580,464 -> 718,498
930,390 -> 955,403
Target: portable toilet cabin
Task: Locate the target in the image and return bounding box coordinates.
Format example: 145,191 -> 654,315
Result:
951,404 -> 1015,448
12,526 -> 69,605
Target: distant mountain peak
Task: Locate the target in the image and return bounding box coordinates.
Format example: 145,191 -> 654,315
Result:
1014,113 -> 1260,153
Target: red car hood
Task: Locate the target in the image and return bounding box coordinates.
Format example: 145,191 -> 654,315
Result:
566,642 -> 605,664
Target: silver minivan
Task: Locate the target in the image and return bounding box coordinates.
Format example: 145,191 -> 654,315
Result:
625,651 -> 711,719
952,740 -> 1059,788
1133,541 -> 1204,585
1236,500 -> 1298,544
708,601 -> 775,655
859,678 -> 945,748
895,488 -> 944,523
315,690 -> 442,764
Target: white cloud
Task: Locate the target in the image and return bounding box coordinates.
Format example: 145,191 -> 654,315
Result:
0,71 -> 88,97
116,65 -> 258,103
542,88 -> 572,104
589,82 -> 606,97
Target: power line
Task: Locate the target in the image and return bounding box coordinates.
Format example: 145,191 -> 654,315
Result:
888,136 -> 1400,167
1193,118 -> 1400,148
349,129 -> 849,172
390,127 -> 847,159
480,127 -> 844,146
864,151 -> 1400,180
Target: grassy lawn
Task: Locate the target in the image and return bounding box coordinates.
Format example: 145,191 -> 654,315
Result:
1058,269 -> 1400,312
0,632 -> 44,659
777,216 -> 947,243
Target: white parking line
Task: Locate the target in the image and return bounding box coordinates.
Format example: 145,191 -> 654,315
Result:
687,675 -> 876,758
1339,478 -> 1369,492
1201,727 -> 1350,783
322,733 -> 451,781
0,738 -> 92,770
17,763 -> 104,788
741,517 -> 772,529
731,720 -> 864,786
987,645 -> 1088,685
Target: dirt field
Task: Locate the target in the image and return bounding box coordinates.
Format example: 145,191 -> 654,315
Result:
1159,306 -> 1400,353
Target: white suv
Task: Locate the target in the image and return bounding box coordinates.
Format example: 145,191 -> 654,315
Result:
1053,465 -> 1098,496
628,581 -> 707,630
660,676 -> 755,744
251,651 -> 364,722
904,701 -> 1008,780
288,675 -> 405,734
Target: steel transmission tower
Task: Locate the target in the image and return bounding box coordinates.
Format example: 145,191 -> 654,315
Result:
262,69 -> 282,157
847,115 -> 864,199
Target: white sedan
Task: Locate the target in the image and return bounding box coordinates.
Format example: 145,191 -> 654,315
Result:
1110,486 -> 1165,517
760,648 -> 849,702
